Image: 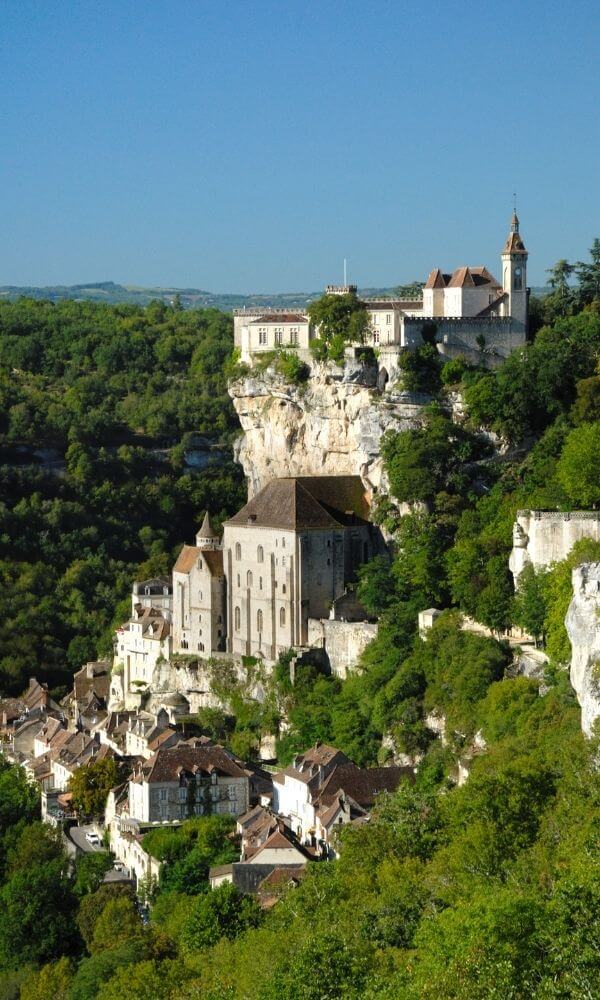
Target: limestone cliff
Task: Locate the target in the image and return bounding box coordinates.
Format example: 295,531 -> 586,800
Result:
229,362 -> 429,497
565,563 -> 600,737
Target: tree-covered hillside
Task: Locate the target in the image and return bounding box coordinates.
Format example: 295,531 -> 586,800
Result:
0,245 -> 599,998
0,298 -> 245,697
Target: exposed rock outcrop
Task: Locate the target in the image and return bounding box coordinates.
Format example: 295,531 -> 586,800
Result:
565,563 -> 600,737
229,364 -> 429,496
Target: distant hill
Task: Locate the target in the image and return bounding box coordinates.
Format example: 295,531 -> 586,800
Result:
0,280 -> 550,311
0,280 -> 424,312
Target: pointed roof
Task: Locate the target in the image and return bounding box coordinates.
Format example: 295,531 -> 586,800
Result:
225,477 -> 369,531
198,510 -> 219,540
424,268 -> 450,289
503,212 -> 528,255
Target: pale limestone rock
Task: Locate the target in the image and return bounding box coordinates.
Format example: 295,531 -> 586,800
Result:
229,366 -> 427,497
566,563 -> 600,736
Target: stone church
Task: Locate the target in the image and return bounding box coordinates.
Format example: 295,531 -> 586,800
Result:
112,476 -> 379,705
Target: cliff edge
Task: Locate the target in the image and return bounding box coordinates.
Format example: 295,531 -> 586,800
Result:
228,363 -> 428,497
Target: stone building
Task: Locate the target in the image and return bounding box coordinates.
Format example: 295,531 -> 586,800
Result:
172,511 -> 227,656
222,476 -> 377,659
127,743 -> 250,823
233,213 -> 529,368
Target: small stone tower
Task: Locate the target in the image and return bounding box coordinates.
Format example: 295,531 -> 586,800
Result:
195,511 -> 220,549
501,211 -> 528,335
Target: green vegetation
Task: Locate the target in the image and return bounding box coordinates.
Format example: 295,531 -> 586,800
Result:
68,758 -> 123,819
142,816 -> 238,895
308,291 -> 370,362
0,246 -> 599,996
0,297 -> 244,696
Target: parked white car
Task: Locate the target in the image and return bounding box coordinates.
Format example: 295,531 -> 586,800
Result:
85,832 -> 101,846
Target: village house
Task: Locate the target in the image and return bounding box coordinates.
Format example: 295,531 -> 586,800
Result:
209,821 -> 312,896
127,743 -> 250,824
272,742 -> 412,854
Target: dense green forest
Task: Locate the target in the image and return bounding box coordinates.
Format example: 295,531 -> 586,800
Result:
0,298 -> 245,696
0,245 -> 599,997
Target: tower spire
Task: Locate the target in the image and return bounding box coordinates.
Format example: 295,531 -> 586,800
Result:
511,193 -> 519,232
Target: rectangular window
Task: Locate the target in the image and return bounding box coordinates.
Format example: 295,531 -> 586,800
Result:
258,328 -> 268,345
289,327 -> 299,345
386,314 -> 391,324
275,328 -> 283,345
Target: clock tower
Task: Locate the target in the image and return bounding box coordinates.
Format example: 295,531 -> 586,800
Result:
501,211 -> 528,334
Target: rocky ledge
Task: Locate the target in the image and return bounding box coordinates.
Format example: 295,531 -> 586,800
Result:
229,363 -> 429,497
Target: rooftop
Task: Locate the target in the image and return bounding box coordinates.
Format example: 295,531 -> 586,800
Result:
225,477 -> 369,531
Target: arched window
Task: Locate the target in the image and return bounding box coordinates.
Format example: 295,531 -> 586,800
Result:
234,607 -> 241,631
257,545 -> 264,563
235,543 -> 241,560
280,607 -> 286,627
514,266 -> 523,290
247,570 -> 253,587
257,609 -> 263,632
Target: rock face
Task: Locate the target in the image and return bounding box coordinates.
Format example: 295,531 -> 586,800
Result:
229,364 -> 429,497
565,563 -> 600,736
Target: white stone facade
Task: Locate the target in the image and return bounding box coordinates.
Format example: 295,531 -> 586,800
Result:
234,215 -> 529,367
510,510 -> 600,586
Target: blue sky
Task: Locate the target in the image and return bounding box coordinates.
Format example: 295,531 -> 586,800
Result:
1,0 -> 599,291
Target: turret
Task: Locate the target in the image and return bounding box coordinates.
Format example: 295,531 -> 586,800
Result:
196,511 -> 220,549
501,210 -> 528,334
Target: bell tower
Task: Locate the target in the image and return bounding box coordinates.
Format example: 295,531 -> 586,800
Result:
501,209 -> 528,334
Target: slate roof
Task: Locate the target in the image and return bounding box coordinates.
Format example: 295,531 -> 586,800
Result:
198,510 -> 219,539
317,762 -> 413,809
69,662 -> 111,707
225,477 -> 369,531
140,744 -> 247,783
129,607 -> 170,640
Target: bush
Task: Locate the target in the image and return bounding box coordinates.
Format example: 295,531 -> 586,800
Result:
275,351 -> 310,385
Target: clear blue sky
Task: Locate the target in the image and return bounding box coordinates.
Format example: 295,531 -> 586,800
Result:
2,0 -> 599,291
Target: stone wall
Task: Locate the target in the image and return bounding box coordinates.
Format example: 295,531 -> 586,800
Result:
565,563 -> 600,736
509,510 -> 600,585
307,618 -> 378,679
402,315 -> 526,364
